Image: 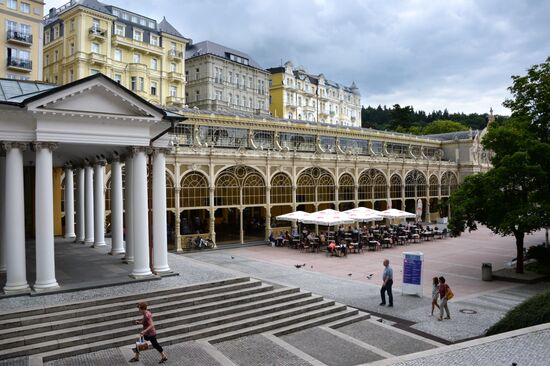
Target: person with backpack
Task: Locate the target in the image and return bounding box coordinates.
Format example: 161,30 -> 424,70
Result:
437,276 -> 452,321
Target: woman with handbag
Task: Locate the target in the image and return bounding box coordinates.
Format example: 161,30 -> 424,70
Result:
130,302 -> 168,363
437,276 -> 452,321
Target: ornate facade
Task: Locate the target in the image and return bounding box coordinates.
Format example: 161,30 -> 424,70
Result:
268,61 -> 361,127
42,0 -> 189,107
185,40 -> 270,116
0,0 -> 44,80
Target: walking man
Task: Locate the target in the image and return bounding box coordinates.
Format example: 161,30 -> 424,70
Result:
380,259 -> 393,307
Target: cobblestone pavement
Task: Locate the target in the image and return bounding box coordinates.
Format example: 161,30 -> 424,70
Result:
45,349 -> 127,366
391,328 -> 550,366
0,357 -> 29,366
281,327 -> 384,365
214,334 -> 312,366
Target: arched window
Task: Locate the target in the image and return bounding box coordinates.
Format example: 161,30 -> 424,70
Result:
181,172 -> 209,207
214,166 -> 265,206
296,167 -> 335,203
338,174 -> 354,201
166,176 -> 175,209
441,171 -> 458,196
390,174 -> 402,199
429,175 -> 439,196
271,173 -> 292,204
405,170 -> 427,198
358,169 -> 387,200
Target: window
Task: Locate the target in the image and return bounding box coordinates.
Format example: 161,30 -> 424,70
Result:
54,50 -> 58,62
90,69 -> 100,75
91,42 -> 99,53
133,53 -> 140,63
150,58 -> 157,70
150,81 -> 157,95
169,85 -> 177,97
114,23 -> 125,36
7,20 -> 17,33
121,12 -> 129,20
170,41 -> 176,51
133,29 -> 143,42
150,34 -> 159,46
45,54 -> 49,65
114,74 -> 121,83
92,18 -> 100,31
20,2 -> 30,13
215,90 -> 222,100
131,76 -> 137,91
139,18 -> 146,26
139,77 -> 144,91
45,30 -> 50,44
114,48 -> 122,61
195,90 -> 200,102
170,62 -> 176,72
69,42 -> 74,55
112,9 -> 120,17
131,15 -> 138,23
148,21 -> 155,29
7,0 -> 17,10
53,25 -> 59,39
228,71 -> 232,84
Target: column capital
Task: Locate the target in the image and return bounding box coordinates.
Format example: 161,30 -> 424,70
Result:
2,141 -> 29,152
94,159 -> 107,167
152,147 -> 171,156
127,146 -> 152,156
33,142 -> 58,152
63,163 -> 73,170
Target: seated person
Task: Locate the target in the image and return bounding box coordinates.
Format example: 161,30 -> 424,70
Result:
319,232 -> 326,246
328,240 -> 337,255
277,233 -> 285,246
269,232 -> 276,245
339,240 -> 348,256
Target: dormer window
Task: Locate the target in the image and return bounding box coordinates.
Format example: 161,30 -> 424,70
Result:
133,29 -> 143,42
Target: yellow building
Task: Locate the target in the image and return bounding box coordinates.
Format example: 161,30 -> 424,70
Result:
42,0 -> 189,107
268,61 -> 361,127
0,0 -> 44,80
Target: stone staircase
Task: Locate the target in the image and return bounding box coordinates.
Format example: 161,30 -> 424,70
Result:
0,277 -> 368,363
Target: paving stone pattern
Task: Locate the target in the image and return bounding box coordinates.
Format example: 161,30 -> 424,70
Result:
215,334 -> 312,366
0,357 -> 28,366
137,341 -> 221,366
45,348 -> 127,366
336,320 -> 436,356
281,326 -> 384,366
393,329 -> 550,366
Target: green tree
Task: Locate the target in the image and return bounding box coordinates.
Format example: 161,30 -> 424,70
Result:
422,119 -> 469,135
503,56 -> 550,142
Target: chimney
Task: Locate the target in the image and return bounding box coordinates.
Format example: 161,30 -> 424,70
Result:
49,8 -> 56,17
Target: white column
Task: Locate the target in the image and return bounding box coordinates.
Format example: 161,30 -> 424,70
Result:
152,149 -> 170,273
64,165 -> 75,239
0,155 -> 6,272
93,160 -> 106,247
84,164 -> 94,244
2,142 -> 29,293
110,157 -> 124,255
34,142 -> 59,291
124,156 -> 134,262
131,147 -> 152,277
75,168 -> 85,243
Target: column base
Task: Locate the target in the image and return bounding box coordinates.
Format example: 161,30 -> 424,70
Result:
64,234 -> 76,239
153,265 -> 171,273
84,239 -> 94,245
33,280 -> 60,292
93,241 -> 106,247
123,257 -> 134,263
75,237 -> 85,243
154,269 -> 175,277
129,271 -> 154,279
3,282 -> 30,295
110,249 -> 125,255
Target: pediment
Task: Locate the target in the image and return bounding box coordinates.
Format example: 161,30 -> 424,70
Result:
25,75 -> 163,119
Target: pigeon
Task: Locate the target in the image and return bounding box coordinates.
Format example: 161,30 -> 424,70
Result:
231,256 -> 235,259
348,273 -> 352,277
366,274 -> 374,280
310,265 -> 313,269
294,264 -> 303,268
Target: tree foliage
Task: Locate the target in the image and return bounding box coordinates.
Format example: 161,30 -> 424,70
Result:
449,57 -> 550,273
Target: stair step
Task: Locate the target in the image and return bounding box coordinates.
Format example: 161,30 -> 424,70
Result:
0,277 -> 250,322
1,290 -> 316,350
325,311 -> 371,329
0,279 -> 262,330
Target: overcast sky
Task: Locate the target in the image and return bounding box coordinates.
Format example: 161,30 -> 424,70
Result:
47,0 -> 550,115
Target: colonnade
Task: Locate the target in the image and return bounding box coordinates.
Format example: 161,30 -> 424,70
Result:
0,143 -> 171,294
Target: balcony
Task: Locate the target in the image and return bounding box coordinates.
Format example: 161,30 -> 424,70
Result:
167,49 -> 183,61
88,52 -> 106,65
127,63 -> 147,74
7,57 -> 32,71
112,35 -> 163,56
167,71 -> 184,82
6,31 -> 32,46
166,95 -> 184,106
88,27 -> 106,41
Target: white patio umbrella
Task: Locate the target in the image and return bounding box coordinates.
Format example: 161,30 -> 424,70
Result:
379,208 -> 416,220
276,211 -> 311,222
302,209 -> 355,226
343,207 -> 384,222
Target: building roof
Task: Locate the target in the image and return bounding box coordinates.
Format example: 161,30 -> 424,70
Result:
158,17 -> 184,38
0,79 -> 56,103
422,130 -> 480,141
186,40 -> 264,70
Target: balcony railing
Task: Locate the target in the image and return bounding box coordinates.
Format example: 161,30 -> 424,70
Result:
7,31 -> 33,45
167,96 -> 184,106
167,71 -> 183,81
168,49 -> 183,60
7,57 -> 32,71
88,52 -> 106,64
89,27 -> 107,40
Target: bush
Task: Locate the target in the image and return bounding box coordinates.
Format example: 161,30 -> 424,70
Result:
485,290 -> 550,336
528,244 -> 550,265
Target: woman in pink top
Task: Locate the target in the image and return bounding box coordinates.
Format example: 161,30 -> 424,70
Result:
129,302 -> 168,363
